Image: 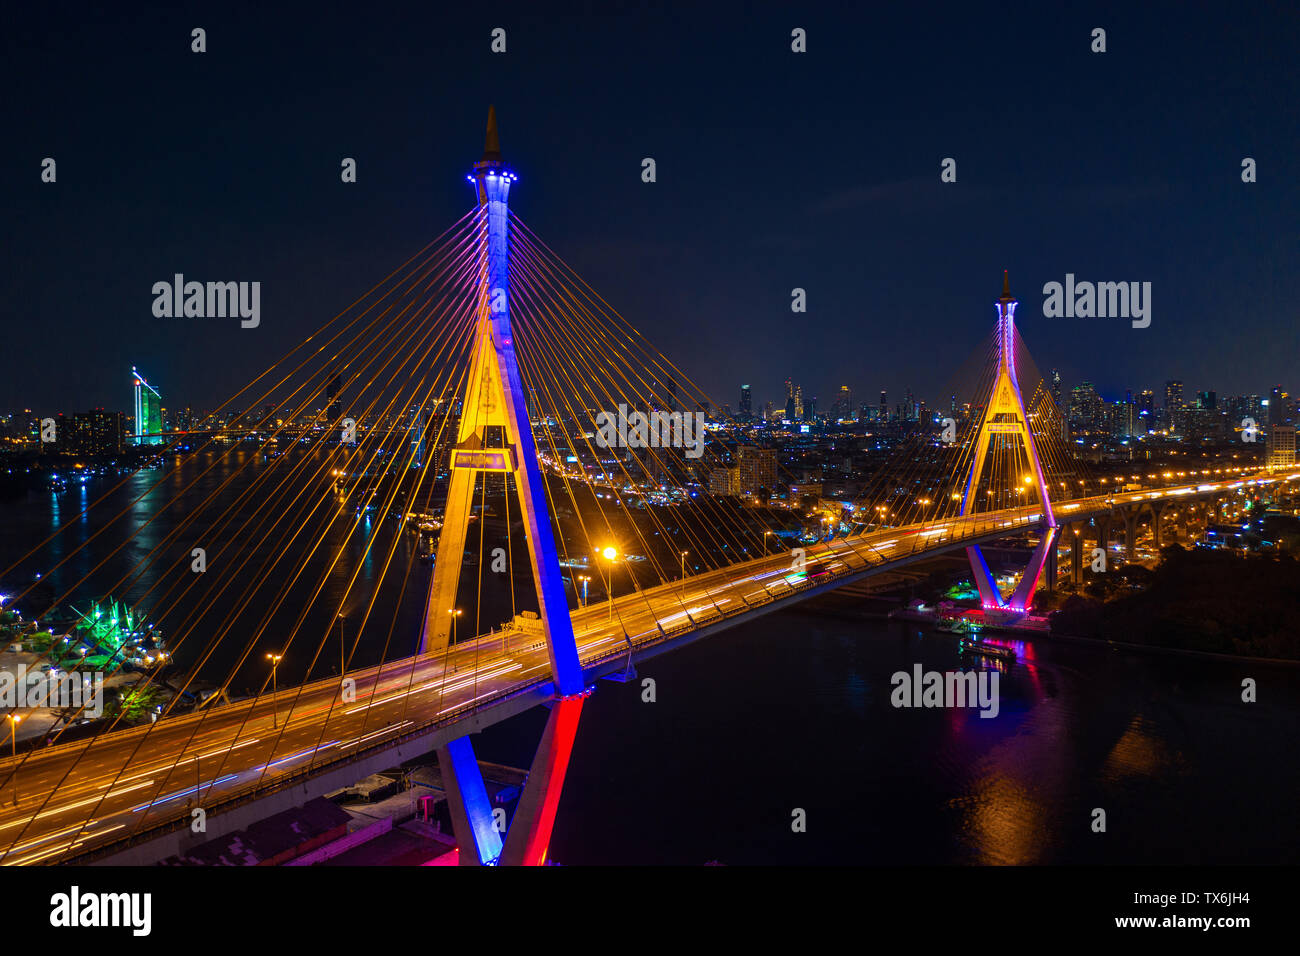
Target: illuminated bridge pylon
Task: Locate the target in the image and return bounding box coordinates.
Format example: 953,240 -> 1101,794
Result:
958,273 -> 1058,611
421,107 -> 586,866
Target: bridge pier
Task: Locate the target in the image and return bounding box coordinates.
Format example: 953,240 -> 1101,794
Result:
439,692 -> 586,867
1093,516 -> 1111,574
500,694 -> 585,866
438,736 -> 504,866
1124,508 -> 1138,562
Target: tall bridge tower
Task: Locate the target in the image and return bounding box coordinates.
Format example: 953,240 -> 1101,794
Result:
958,273 -> 1059,610
423,108 -> 587,865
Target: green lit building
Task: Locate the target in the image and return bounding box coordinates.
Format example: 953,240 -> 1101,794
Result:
132,367 -> 164,445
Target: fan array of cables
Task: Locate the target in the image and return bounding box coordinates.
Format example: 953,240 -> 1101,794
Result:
0,204 -> 1103,864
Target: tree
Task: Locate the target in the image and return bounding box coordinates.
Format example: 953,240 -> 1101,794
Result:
104,685 -> 167,724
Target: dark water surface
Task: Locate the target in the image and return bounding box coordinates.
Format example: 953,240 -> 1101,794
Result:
479,605 -> 1300,865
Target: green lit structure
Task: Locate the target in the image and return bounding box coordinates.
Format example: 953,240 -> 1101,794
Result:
132,366 -> 164,445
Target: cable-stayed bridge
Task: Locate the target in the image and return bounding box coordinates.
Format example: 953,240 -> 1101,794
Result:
1,110 -> 1292,866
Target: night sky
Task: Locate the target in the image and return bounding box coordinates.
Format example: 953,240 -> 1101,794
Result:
3,1 -> 1297,418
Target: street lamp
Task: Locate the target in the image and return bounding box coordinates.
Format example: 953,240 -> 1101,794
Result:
266,653 -> 282,728
577,575 -> 590,608
680,550 -> 689,581
600,546 -> 618,622
337,614 -> 346,677
7,714 -> 20,805
448,608 -> 463,644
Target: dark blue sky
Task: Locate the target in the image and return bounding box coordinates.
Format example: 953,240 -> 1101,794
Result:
3,0 -> 1297,417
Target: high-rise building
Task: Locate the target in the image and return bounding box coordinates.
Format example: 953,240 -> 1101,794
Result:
1164,380 -> 1184,431
736,446 -> 777,494
838,385 -> 852,422
1069,382 -> 1103,433
1112,399 -> 1137,439
708,466 -> 741,496
764,401 -> 774,422
739,384 -> 752,421
70,410 -> 125,457
1267,425 -> 1296,468
132,367 -> 164,445
1269,385 -> 1291,426
1226,394 -> 1262,425
1138,389 -> 1155,423
879,389 -> 887,423
326,368 -> 343,421
793,385 -> 804,419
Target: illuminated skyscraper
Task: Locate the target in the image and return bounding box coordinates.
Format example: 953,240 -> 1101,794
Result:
132,367 -> 164,445
739,384 -> 752,421
326,368 -> 343,421
1069,382 -> 1103,433
1267,425 -> 1295,467
1269,385 -> 1290,426
71,410 -> 125,456
1138,389 -> 1155,422
839,385 -> 852,421
1164,380 -> 1184,431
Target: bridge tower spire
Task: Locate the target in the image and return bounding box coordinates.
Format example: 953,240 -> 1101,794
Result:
957,273 -> 1059,611
423,108 -> 587,866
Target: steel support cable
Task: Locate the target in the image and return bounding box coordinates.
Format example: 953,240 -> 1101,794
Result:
507,261 -> 746,619
509,300 -> 692,626
275,304 -> 485,782
506,215 -> 821,546
4,277 -> 483,858
506,254 -> 729,589
0,248 -> 483,853
508,223 -> 791,549
508,237 -> 780,575
74,229 -> 485,659
0,212 -> 478,589
84,297 -> 480,848
100,238 -> 486,724
1,221 -> 482,632
0,228 -> 483,833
